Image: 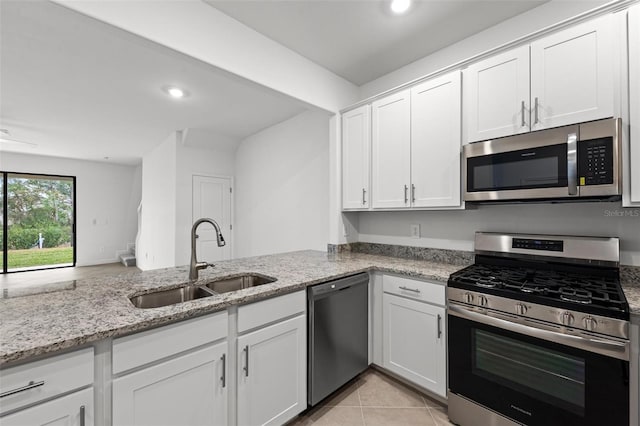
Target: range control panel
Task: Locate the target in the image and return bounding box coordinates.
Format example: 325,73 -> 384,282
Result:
578,137 -> 613,186
512,238 -> 564,252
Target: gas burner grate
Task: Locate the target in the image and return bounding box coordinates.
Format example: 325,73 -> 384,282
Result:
450,263 -> 626,312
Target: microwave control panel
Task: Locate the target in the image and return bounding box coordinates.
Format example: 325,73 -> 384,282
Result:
578,137 -> 613,186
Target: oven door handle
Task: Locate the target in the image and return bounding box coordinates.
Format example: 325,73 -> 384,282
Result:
448,304 -> 629,361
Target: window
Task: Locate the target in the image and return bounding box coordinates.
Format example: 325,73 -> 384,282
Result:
1,172 -> 76,273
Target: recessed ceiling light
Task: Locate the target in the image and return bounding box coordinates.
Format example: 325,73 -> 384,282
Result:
162,85 -> 189,99
390,0 -> 412,14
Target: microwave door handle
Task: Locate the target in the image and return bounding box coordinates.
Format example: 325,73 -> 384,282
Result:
567,133 -> 578,196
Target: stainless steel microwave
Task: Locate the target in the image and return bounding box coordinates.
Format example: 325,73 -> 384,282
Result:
463,118 -> 622,202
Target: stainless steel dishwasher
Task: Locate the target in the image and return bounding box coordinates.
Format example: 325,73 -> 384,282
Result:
307,273 -> 369,406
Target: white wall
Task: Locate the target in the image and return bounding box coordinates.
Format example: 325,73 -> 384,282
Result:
356,202 -> 640,266
138,133 -> 177,270
235,110 -> 330,258
137,131 -> 237,270
360,0 -> 610,99
0,152 -> 140,266
174,141 -> 235,267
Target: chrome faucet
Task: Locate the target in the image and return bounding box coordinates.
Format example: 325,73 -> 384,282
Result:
189,218 -> 226,281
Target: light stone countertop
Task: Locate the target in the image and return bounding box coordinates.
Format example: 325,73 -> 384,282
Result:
1,250 -> 639,366
0,250 -> 463,366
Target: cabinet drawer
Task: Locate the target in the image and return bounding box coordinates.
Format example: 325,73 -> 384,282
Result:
113,311 -> 227,374
0,347 -> 93,415
238,290 -> 305,333
382,275 -> 445,306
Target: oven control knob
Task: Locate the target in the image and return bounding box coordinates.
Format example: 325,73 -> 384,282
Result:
561,311 -> 574,326
583,316 -> 597,332
515,303 -> 527,315
478,295 -> 488,307
463,292 -> 474,304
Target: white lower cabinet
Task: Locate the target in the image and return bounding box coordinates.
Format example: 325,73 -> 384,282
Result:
0,387 -> 93,426
382,276 -> 446,398
236,314 -> 307,426
112,342 -> 228,426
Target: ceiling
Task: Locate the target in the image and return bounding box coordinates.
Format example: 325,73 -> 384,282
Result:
0,0 -> 551,166
206,0 -> 549,86
0,1 -> 309,165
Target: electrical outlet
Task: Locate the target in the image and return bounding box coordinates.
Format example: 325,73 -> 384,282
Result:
410,224 -> 420,239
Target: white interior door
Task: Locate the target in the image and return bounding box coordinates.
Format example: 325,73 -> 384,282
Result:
193,175 -> 232,262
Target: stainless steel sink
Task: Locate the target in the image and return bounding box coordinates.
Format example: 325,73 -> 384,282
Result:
129,273 -> 277,308
204,274 -> 277,294
130,285 -> 216,309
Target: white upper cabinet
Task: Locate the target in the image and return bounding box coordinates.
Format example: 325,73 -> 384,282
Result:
371,89 -> 411,209
464,15 -> 614,143
411,71 -> 462,208
629,5 -> 640,203
342,105 -> 371,210
463,45 -> 530,143
530,15 -> 614,131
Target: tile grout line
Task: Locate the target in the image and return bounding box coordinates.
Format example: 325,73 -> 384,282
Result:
426,405 -> 440,426
357,377 -> 366,426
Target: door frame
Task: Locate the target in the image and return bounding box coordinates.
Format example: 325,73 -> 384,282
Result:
1,170 -> 77,274
192,174 -> 234,260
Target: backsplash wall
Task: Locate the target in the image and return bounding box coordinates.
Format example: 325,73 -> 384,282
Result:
355,202 -> 640,266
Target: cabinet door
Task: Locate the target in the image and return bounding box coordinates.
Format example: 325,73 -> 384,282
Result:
342,105 -> 371,210
630,5 -> 640,203
1,387 -> 93,426
371,89 -> 411,208
411,71 -> 462,208
112,343 -> 227,426
531,15 -> 614,131
463,45 -> 530,143
383,294 -> 446,397
237,315 -> 306,426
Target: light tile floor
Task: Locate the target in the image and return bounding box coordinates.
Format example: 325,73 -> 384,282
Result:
0,262 -> 137,289
289,368 -> 455,426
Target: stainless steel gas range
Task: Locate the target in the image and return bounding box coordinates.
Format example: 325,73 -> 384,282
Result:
447,232 -> 630,426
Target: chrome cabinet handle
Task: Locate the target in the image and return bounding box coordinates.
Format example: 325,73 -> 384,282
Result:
521,100 -> 526,127
80,405 -> 86,426
567,133 -> 578,196
411,184 -> 416,203
362,188 -> 366,205
437,314 -> 442,339
220,353 -> 226,388
404,185 -> 408,204
534,97 -> 539,124
0,380 -> 45,398
399,286 -> 420,293
243,345 -> 249,377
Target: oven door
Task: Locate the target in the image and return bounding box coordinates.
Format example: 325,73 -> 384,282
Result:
448,305 -> 629,426
463,124 -> 578,201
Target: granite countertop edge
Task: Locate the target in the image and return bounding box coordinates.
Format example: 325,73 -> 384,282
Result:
1,250 -> 639,366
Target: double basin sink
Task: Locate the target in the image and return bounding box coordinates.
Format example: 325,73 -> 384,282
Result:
130,274 -> 277,309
